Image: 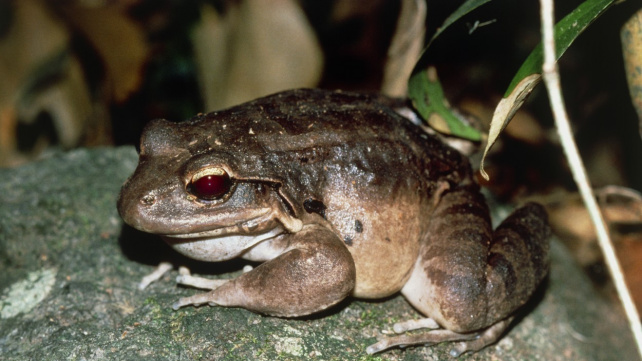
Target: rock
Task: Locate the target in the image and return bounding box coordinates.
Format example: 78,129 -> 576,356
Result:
0,147 -> 637,360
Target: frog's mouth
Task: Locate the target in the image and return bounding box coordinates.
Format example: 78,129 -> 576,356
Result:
161,225 -> 284,262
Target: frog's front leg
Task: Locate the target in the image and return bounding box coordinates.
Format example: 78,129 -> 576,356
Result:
172,224 -> 356,317
369,184 -> 550,356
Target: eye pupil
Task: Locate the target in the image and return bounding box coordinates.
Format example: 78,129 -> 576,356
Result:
190,172 -> 231,200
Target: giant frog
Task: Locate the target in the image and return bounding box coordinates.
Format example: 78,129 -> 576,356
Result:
117,88 -> 550,355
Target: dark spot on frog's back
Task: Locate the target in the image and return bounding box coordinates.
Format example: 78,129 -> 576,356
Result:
303,198 -> 326,218
354,220 -> 363,233
344,235 -> 353,246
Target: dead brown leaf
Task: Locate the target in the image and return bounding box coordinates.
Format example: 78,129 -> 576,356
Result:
58,3 -> 150,103
621,9 -> 642,137
480,74 -> 541,180
0,0 -> 93,166
543,186 -> 642,310
380,0 -> 425,97
192,0 -> 323,111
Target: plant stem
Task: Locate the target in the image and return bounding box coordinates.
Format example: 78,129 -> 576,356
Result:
539,0 -> 642,358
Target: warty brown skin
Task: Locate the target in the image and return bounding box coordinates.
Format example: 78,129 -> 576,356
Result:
117,88 -> 550,354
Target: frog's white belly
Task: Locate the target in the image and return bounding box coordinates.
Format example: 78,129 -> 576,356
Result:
163,227 -> 283,262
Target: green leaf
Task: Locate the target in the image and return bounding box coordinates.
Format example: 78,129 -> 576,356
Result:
413,0 -> 493,71
430,0 -> 492,46
505,0 -> 616,96
480,0 -> 617,180
408,67 -> 482,141
408,0 -> 491,140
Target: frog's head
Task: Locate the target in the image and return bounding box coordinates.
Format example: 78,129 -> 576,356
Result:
117,118 -> 303,262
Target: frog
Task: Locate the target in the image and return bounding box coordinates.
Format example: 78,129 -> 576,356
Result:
117,88 -> 550,356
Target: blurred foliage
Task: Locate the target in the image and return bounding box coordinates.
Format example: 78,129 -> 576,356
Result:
0,0 -> 640,200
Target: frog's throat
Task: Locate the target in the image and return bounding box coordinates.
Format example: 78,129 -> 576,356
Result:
162,226 -> 284,262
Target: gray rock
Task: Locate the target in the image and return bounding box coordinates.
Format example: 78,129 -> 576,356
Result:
0,147 -> 637,361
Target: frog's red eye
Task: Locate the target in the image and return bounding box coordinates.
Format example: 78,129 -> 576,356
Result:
189,168 -> 232,200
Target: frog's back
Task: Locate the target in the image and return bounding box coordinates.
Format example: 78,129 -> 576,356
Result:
184,88 -> 469,188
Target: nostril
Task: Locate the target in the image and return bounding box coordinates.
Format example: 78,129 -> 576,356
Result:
141,194 -> 156,206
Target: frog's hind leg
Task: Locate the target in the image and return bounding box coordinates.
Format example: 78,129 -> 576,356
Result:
367,317 -> 512,356
373,184 -> 550,355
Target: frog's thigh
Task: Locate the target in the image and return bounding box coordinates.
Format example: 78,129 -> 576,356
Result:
401,185 -> 549,332
174,225 -> 356,317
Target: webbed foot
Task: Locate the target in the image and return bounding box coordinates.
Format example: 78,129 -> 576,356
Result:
366,318 -> 511,356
